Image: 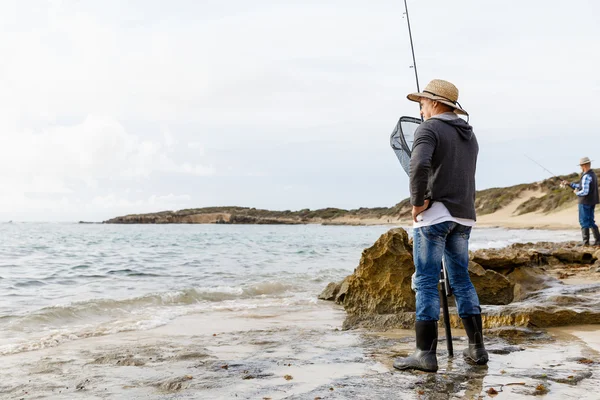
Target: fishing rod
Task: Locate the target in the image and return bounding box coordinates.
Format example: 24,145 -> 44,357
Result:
403,0 -> 423,121
404,0 -> 420,93
524,154 -> 572,189
402,0 -> 453,357
524,154 -> 561,179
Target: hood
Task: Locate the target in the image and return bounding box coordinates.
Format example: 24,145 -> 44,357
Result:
431,112 -> 474,140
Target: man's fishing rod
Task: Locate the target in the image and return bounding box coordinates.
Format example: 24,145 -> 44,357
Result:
403,0 -> 423,122
524,154 -> 561,179
404,0 -> 420,94
524,154 -> 573,190
402,0 -> 453,357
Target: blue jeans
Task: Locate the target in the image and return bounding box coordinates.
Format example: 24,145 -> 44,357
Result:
413,221 -> 481,321
578,204 -> 597,229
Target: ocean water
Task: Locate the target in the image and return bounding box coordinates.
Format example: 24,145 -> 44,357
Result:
0,223 -> 580,358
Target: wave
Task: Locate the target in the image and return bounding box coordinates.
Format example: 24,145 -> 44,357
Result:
14,280 -> 46,287
0,284 -> 307,357
0,315 -> 171,356
2,281 -> 295,328
105,269 -> 164,277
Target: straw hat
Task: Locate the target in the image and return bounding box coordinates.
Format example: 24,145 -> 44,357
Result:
579,157 -> 592,165
407,79 -> 468,115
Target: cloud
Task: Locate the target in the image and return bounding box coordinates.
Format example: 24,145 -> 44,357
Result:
90,193 -> 192,210
0,115 -> 213,206
0,0 -> 599,221
0,191 -> 193,221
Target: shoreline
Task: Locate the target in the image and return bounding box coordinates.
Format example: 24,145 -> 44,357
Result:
97,218 -> 582,230
89,215 -> 583,230
98,188 -> 584,230
3,301 -> 599,399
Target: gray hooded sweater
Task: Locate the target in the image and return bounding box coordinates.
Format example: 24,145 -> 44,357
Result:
409,113 -> 478,220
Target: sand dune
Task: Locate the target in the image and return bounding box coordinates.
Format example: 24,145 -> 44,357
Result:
344,189 -> 583,230
476,189 -> 580,230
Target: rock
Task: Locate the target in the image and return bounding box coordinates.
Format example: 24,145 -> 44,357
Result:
157,375 -> 193,392
344,281 -> 600,331
470,248 -> 534,269
506,266 -> 558,301
318,282 -> 340,301
468,261 -> 486,276
341,228 -> 415,324
471,242 -> 599,269
486,345 -> 525,354
342,312 -> 415,331
551,249 -> 595,264
468,261 -> 514,305
335,276 -> 351,304
522,369 -> 593,385
328,231 -> 600,331
483,326 -> 550,341
546,256 -> 563,266
481,283 -> 600,328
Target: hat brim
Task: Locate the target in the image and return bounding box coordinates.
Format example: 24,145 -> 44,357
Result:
407,92 -> 468,116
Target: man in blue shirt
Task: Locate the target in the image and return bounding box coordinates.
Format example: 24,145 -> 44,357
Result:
562,157 -> 600,246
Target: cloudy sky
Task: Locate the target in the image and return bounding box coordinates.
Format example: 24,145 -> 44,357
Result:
1,0 -> 598,221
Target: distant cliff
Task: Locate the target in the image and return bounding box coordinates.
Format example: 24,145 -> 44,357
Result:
103,170 -> 598,225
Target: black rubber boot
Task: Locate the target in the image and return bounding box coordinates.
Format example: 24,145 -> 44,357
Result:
393,321 -> 438,373
462,314 -> 489,365
578,228 -> 590,247
591,226 -> 600,246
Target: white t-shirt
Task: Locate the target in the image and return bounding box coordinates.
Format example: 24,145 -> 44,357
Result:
413,201 -> 475,229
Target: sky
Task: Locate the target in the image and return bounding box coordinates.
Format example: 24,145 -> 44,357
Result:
1,0 -> 599,221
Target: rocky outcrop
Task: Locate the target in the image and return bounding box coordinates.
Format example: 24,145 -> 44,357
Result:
550,249 -> 596,264
317,282 -> 340,301
103,212 -> 304,225
340,228 -> 415,316
480,283 -> 600,328
104,212 -> 232,224
342,283 -> 600,330
470,242 -> 599,269
321,228 -> 600,331
104,206 -> 392,225
505,266 -> 556,301
468,261 -> 514,305
225,215 -> 302,225
470,248 -> 534,270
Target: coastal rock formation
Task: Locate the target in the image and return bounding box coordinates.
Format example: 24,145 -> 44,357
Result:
342,283 -> 600,330
468,261 -> 514,304
480,283 -> 600,328
470,248 -> 534,269
320,228 -> 600,331
505,266 -> 556,301
317,282 -> 340,301
102,206 -> 392,225
340,228 -> 415,316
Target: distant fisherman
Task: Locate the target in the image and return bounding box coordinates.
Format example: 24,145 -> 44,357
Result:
562,157 -> 600,246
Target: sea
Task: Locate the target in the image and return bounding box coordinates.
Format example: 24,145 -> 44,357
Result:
0,223 -> 583,399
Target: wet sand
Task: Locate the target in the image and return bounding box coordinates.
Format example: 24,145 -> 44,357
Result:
1,303 -> 599,399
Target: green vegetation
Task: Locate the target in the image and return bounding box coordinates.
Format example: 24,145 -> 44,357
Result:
474,184 -> 531,215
